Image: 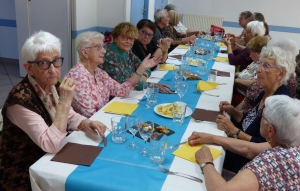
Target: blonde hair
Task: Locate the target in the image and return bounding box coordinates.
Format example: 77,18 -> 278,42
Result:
112,22 -> 138,39
168,10 -> 180,26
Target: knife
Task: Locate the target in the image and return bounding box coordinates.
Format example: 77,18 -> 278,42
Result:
104,111 -> 129,116
95,129 -> 107,147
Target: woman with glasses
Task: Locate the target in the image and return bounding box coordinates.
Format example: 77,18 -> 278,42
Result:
101,22 -> 172,93
65,31 -> 159,118
0,31 -> 107,190
216,46 -> 295,172
132,19 -> 171,71
189,95 -> 300,190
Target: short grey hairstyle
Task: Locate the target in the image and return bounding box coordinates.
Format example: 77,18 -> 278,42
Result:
264,95 -> 300,146
154,9 -> 167,23
260,46 -> 295,84
268,38 -> 299,59
75,31 -> 104,58
164,4 -> 177,11
21,31 -> 61,62
246,21 -> 266,36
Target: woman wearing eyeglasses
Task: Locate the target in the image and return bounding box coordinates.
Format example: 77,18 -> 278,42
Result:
101,22 -> 172,93
65,31 -> 159,118
0,31 -> 107,190
216,46 -> 295,172
132,19 -> 171,71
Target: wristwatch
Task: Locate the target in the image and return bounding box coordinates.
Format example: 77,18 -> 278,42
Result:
233,129 -> 241,139
200,162 -> 214,172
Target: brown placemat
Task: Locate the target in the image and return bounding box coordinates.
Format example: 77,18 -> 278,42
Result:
186,31 -> 199,37
169,55 -> 182,59
211,69 -> 230,77
51,142 -> 103,166
191,109 -> 221,122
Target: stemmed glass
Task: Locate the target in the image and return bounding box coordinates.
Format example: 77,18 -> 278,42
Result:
176,82 -> 188,101
182,67 -> 191,81
139,121 -> 154,156
173,67 -> 182,83
126,116 -> 141,150
143,82 -> 151,108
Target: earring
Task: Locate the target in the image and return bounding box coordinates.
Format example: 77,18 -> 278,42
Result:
266,137 -> 272,143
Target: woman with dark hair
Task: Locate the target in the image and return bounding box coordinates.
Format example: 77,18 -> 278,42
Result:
132,19 -> 171,71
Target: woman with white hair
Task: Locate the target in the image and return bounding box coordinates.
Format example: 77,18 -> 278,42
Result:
216,46 -> 294,172
223,21 -> 266,71
0,31 -> 107,190
65,31 -> 159,117
189,95 -> 300,190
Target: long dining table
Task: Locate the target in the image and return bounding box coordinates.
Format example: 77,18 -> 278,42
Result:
29,43 -> 235,191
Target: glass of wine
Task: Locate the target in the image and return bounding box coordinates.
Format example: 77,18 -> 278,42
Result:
138,121 -> 154,156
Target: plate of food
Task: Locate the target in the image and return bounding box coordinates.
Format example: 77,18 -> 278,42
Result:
195,49 -> 210,55
154,103 -> 193,118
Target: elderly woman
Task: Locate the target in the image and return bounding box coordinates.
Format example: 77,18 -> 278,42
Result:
132,19 -> 171,71
224,21 -> 266,71
0,31 -> 106,190
216,46 -> 294,172
162,10 -> 197,52
65,31 -> 158,118
101,22 -> 171,93
189,95 -> 300,190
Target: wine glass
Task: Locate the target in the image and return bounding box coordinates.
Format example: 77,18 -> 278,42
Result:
173,67 -> 181,83
143,82 -> 151,108
139,121 -> 154,156
182,67 -> 191,81
126,116 -> 141,149
176,82 -> 188,101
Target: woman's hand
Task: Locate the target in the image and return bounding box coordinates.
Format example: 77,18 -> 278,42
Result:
188,131 -> 214,145
216,111 -> 239,136
158,38 -> 171,51
80,119 -> 106,136
58,78 -> 76,106
219,101 -> 234,113
139,54 -> 162,72
195,146 -> 213,164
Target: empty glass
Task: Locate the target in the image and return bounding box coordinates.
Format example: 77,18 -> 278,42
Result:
182,67 -> 191,81
150,133 -> 168,164
173,67 -> 182,82
197,60 -> 208,76
172,101 -> 187,124
139,121 -> 154,156
208,69 -> 218,82
176,82 -> 188,101
143,82 -> 151,108
126,116 -> 141,149
111,116 -> 127,143
148,83 -> 159,104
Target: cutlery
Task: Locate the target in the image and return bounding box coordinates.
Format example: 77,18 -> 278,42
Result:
150,77 -> 172,81
167,57 -> 179,60
104,111 -> 129,116
193,90 -> 219,97
166,141 -> 188,150
190,117 -> 214,123
218,83 -> 227,85
95,130 -> 107,147
120,97 -> 146,101
158,164 -> 203,183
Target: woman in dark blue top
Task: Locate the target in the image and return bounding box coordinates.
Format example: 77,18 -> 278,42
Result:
216,45 -> 295,172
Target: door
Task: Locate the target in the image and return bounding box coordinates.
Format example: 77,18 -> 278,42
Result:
130,0 -> 145,26
154,0 -> 168,11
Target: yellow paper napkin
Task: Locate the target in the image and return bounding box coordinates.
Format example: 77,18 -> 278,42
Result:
216,42 -> 226,47
159,64 -> 179,70
197,81 -> 219,91
189,59 -> 199,66
177,45 -> 189,49
103,101 -> 138,115
213,57 -> 229,62
172,143 -> 222,164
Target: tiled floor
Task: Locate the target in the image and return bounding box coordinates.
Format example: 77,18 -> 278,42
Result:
0,59 -> 23,109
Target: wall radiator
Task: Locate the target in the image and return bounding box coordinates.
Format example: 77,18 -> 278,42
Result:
182,14 -> 224,31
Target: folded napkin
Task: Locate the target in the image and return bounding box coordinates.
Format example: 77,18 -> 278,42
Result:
169,55 -> 182,59
189,59 -> 199,66
172,143 -> 222,164
191,108 -> 221,122
216,42 -> 226,47
159,64 -> 179,70
211,69 -> 231,77
197,81 -> 218,91
103,101 -> 138,115
51,142 -> 103,166
177,45 -> 189,49
213,57 -> 229,62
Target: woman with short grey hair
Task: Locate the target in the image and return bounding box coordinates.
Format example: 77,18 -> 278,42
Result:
189,95 -> 300,190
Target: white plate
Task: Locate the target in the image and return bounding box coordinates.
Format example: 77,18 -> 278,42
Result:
154,103 -> 193,118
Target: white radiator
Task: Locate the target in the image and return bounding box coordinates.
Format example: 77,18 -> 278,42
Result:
182,13 -> 224,31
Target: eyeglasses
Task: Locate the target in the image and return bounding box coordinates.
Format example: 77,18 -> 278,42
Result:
258,61 -> 279,71
120,35 -> 135,42
141,30 -> 154,38
85,44 -> 106,51
28,57 -> 64,70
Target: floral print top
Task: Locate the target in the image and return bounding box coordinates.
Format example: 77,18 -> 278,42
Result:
100,43 -> 151,91
65,62 -> 133,118
243,146 -> 300,191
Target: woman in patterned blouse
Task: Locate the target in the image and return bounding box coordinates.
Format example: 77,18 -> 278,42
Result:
189,95 -> 300,191
65,31 -> 159,117
101,22 -> 172,93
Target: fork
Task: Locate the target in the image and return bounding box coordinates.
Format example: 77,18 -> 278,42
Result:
158,164 -> 203,183
120,97 -> 146,101
150,77 -> 172,81
190,117 -> 214,124
193,90 -> 219,97
166,141 -> 188,150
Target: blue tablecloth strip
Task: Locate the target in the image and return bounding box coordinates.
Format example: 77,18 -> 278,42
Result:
65,46 -> 220,191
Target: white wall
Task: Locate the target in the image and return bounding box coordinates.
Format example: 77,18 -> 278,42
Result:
73,0 -> 98,31
170,0 -> 300,47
